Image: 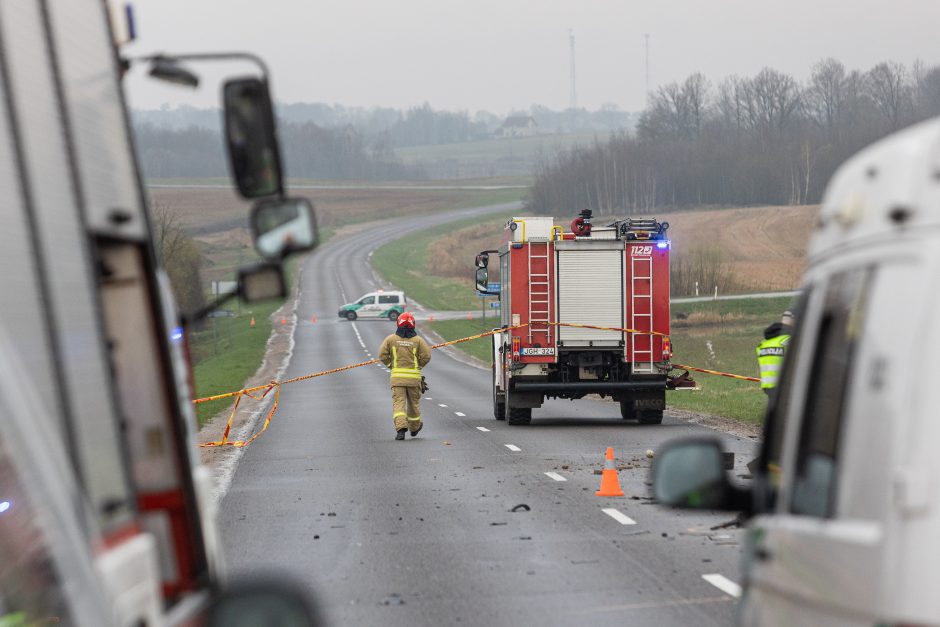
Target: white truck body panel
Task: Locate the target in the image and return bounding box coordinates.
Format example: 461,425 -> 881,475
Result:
742,117 -> 940,625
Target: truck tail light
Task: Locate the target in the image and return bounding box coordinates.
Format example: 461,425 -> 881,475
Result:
662,337 -> 672,361
512,336 -> 521,361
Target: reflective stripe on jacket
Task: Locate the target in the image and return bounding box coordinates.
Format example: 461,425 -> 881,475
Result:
379,334 -> 431,387
756,334 -> 790,389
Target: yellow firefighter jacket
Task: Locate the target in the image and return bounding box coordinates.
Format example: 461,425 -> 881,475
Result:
379,333 -> 431,388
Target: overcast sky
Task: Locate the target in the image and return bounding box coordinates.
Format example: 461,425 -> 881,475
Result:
124,0 -> 940,114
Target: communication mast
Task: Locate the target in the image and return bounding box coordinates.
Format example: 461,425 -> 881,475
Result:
569,29 -> 577,110
644,33 -> 650,109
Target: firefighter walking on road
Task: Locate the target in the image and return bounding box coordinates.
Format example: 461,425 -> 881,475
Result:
379,312 -> 432,440
756,310 -> 794,397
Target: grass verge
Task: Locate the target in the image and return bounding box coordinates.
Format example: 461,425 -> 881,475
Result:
189,256 -> 303,425
667,296 -> 796,423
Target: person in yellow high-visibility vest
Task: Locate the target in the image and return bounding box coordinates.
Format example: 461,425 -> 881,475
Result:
756,310 -> 794,396
379,312 -> 432,440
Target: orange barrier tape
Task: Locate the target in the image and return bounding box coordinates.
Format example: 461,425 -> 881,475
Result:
196,324 -> 529,448
195,320 -> 757,448
671,363 -> 760,383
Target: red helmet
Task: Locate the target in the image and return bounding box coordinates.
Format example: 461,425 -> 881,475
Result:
396,312 -> 416,328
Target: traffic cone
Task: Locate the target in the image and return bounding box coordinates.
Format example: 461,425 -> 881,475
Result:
311,314 -> 317,323
428,313 -> 435,322
595,447 -> 624,497
467,311 -> 473,320
250,317 -> 256,328
280,317 -> 287,325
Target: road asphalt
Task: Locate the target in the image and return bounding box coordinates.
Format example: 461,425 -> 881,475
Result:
219,203 -> 759,626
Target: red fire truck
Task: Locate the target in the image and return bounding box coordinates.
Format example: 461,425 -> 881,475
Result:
475,210 -> 674,425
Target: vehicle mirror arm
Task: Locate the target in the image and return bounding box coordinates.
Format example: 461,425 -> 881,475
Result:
126,51 -> 271,83
181,255 -> 287,326
182,290 -> 238,327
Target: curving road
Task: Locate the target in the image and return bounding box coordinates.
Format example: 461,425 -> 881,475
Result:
220,203 -> 757,626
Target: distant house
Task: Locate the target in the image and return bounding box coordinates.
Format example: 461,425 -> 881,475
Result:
497,115 -> 538,138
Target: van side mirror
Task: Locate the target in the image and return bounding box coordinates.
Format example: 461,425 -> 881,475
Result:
652,437 -> 749,511
475,267 -> 488,293
239,262 -> 287,302
251,197 -> 318,259
223,77 -> 283,199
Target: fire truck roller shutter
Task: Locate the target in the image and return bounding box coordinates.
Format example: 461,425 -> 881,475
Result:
557,248 -> 623,347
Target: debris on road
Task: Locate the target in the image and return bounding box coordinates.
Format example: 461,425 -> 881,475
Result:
646,449 -> 655,458
510,504 -> 531,512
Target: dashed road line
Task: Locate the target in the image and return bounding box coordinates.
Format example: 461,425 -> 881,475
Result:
544,472 -> 567,482
454,411 -> 466,416
425,397 -> 432,400
601,508 -> 637,525
438,403 -> 448,408
702,574 -> 741,598
505,444 -> 521,452
350,322 -> 366,349
476,427 -> 490,432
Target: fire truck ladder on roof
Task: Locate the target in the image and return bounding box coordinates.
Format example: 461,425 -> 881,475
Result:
630,255 -> 654,373
527,240 -> 551,344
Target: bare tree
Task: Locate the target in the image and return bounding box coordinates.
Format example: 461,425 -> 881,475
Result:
807,58 -> 846,136
151,199 -> 206,314
741,68 -> 802,135
866,61 -> 912,130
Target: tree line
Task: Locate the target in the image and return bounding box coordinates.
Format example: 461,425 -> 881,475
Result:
135,120 -> 424,180
528,59 -> 940,216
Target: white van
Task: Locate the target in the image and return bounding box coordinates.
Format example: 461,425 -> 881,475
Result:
653,117 -> 940,625
338,291 -> 406,321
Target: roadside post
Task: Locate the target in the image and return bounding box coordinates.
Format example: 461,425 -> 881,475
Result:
477,282 -> 501,325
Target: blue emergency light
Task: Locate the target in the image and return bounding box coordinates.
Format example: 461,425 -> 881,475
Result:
656,241 -> 670,249
170,327 -> 184,342
0,500 -> 10,514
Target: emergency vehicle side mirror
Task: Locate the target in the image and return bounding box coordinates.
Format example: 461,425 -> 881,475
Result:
475,253 -> 489,269
652,437 -> 749,512
251,197 -> 318,259
475,267 -> 488,293
223,77 -> 284,199
239,262 -> 287,302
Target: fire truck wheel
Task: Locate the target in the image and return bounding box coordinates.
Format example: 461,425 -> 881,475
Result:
345,310 -> 357,321
619,400 -> 635,420
637,409 -> 664,425
507,407 -> 532,425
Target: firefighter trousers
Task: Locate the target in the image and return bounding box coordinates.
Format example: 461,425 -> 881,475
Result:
391,386 -> 422,432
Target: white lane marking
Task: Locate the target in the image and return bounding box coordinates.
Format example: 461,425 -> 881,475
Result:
476,427 -> 490,432
505,444 -> 521,452
438,403 -> 448,408
334,271 -> 348,302
454,411 -> 466,416
425,397 -> 432,400
544,472 -> 567,482
350,322 -> 366,349
601,508 -> 637,525
702,574 -> 742,598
